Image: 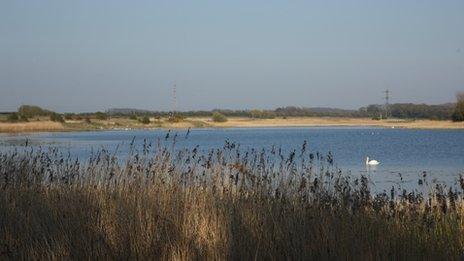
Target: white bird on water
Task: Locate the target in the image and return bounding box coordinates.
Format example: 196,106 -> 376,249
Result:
366,157 -> 380,166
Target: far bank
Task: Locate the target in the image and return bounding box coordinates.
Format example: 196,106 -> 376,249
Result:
1,117 -> 464,133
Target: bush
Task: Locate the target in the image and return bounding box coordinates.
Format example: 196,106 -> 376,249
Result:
168,113 -> 185,123
18,105 -> 51,118
5,113 -> 27,122
249,109 -> 276,119
7,113 -> 19,122
129,114 -> 137,120
19,114 -> 29,122
95,112 -> 108,120
211,112 -> 228,122
64,113 -> 74,120
139,116 -> 150,124
453,111 -> 464,122
50,113 -> 65,123
452,92 -> 464,122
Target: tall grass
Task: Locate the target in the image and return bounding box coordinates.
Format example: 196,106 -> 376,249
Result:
0,136 -> 463,260
0,121 -> 65,133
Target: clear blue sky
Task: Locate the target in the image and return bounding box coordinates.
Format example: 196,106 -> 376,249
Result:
1,0 -> 463,112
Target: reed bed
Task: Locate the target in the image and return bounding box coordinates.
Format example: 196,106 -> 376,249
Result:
0,121 -> 65,133
0,136 -> 463,260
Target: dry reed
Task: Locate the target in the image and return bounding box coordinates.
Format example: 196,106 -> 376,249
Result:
0,121 -> 65,133
0,136 -> 463,260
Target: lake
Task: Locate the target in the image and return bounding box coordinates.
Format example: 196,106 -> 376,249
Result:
1,127 -> 463,192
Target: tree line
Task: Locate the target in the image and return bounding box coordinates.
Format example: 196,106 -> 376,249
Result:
108,102 -> 460,121
3,94 -> 464,123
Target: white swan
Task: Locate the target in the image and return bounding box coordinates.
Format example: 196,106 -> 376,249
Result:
366,157 -> 380,166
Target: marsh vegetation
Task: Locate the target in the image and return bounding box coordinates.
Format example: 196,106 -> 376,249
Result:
1,136 -> 463,260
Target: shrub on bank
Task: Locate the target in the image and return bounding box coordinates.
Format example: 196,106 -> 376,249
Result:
211,112 -> 228,122
249,109 -> 276,119
452,92 -> 464,122
50,113 -> 65,123
64,113 -> 74,120
7,113 -> 19,122
19,114 -> 29,122
6,113 -> 28,122
18,105 -> 51,118
139,116 -> 150,124
95,112 -> 108,120
168,113 -> 185,123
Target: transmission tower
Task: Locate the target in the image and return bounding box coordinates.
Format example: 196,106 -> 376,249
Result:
384,89 -> 390,118
170,84 -> 177,119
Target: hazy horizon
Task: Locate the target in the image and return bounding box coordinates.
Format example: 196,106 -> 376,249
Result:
1,1 -> 463,112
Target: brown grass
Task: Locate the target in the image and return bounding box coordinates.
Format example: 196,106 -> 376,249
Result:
0,121 -> 65,133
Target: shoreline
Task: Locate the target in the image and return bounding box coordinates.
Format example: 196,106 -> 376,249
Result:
1,117 -> 464,134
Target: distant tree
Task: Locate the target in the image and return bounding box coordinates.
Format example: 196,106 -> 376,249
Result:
387,103 -> 453,120
19,114 -> 29,122
95,112 -> 108,120
364,105 -> 383,118
250,109 -> 276,119
129,114 -> 137,120
139,116 -> 150,124
50,113 -> 65,123
18,105 -> 51,118
7,113 -> 19,122
64,113 -> 74,120
452,92 -> 464,122
211,112 -> 228,122
168,113 -> 185,123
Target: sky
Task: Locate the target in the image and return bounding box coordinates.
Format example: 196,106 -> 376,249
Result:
1,1 -> 463,112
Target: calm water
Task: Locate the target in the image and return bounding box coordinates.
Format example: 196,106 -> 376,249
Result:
1,127 -> 464,192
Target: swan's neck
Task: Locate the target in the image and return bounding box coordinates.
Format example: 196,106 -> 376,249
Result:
366,157 -> 369,164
